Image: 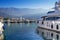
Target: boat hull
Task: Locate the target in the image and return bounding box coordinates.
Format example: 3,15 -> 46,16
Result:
38,21 -> 60,32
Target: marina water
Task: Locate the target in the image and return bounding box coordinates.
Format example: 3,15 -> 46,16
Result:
1,23 -> 60,40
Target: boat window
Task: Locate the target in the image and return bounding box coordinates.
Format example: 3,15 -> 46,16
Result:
42,21 -> 44,24
43,18 -> 45,20
55,17 -> 60,20
51,25 -> 53,29
46,17 -> 60,20
56,25 -> 59,29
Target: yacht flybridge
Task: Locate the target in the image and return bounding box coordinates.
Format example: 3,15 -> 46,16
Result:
38,0 -> 60,32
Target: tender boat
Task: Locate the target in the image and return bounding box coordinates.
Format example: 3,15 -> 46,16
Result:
38,0 -> 60,32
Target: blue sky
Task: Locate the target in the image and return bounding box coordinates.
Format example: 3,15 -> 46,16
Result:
0,0 -> 57,9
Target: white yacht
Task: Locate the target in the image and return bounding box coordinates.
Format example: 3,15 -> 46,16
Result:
38,0 -> 60,32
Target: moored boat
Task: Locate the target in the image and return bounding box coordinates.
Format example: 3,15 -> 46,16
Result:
38,0 -> 60,32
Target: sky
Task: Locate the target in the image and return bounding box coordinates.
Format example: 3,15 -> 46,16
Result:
0,0 -> 57,9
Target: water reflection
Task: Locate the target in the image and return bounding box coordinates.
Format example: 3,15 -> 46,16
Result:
7,23 -> 11,26
36,27 -> 60,40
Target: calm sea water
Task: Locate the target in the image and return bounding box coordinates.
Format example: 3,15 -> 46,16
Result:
2,23 -> 60,40
3,23 -> 43,40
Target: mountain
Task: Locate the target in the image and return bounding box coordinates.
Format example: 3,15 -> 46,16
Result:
0,12 -> 19,18
0,7 -> 48,19
0,12 -> 8,17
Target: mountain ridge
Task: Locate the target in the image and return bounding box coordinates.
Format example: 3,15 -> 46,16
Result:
0,7 -> 48,19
